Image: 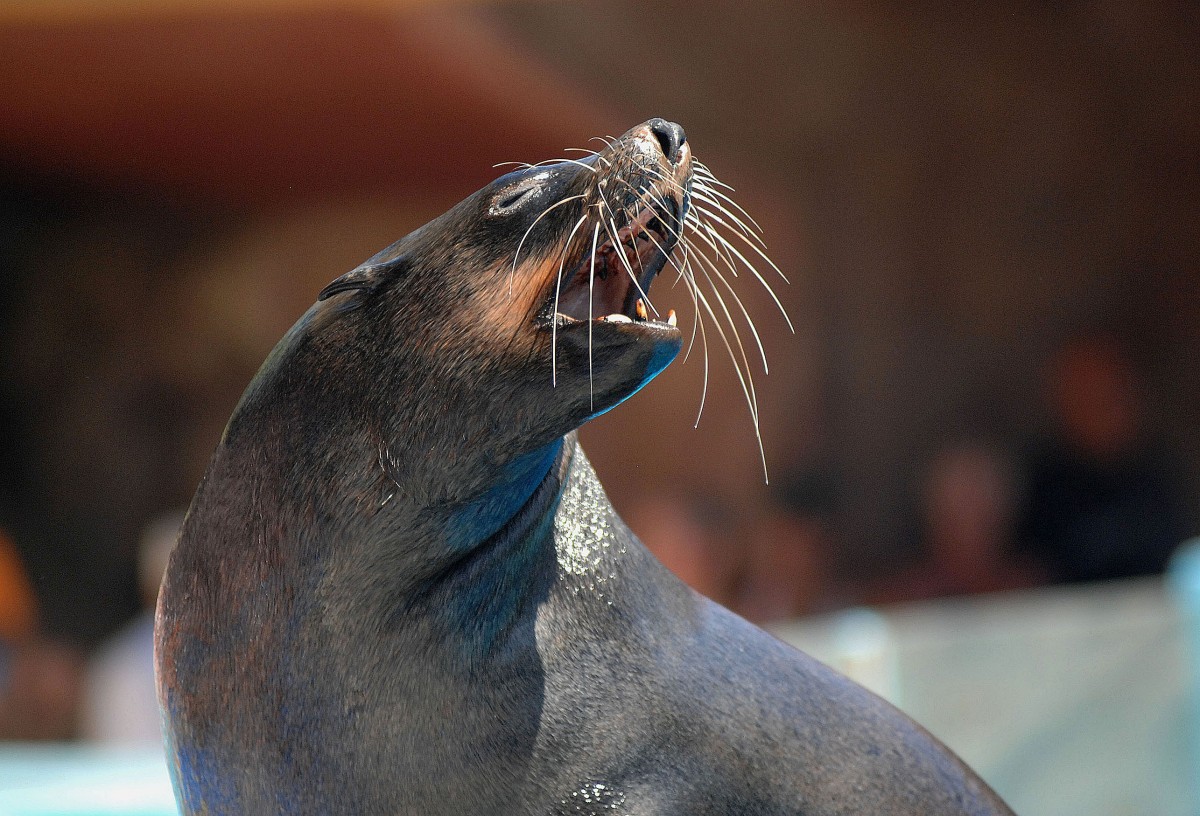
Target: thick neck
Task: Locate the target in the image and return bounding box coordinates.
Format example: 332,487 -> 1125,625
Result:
321,434 -> 576,659
443,437 -> 566,551
421,436 -> 573,655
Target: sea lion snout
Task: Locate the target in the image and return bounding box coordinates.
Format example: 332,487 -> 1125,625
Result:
645,118 -> 688,165
519,119 -> 694,423
293,120 -> 698,477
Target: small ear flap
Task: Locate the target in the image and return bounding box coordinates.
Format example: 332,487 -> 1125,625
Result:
318,238 -> 413,302
317,264 -> 383,301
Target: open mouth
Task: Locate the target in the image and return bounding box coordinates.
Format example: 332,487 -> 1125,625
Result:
541,195 -> 683,331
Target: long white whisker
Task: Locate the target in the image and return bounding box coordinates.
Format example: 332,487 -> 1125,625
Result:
694,283 -> 764,448
688,258 -> 711,427
548,158 -> 598,173
595,186 -> 658,316
619,199 -> 662,314
693,283 -> 767,479
693,263 -> 760,424
695,217 -> 795,332
690,186 -> 768,249
678,245 -> 700,348
693,204 -> 788,281
627,203 -> 697,319
564,147 -> 611,168
588,221 -> 601,409
626,182 -> 687,243
683,212 -> 744,281
510,194 -> 587,295
634,163 -> 690,197
692,160 -> 736,192
675,245 -> 703,365
686,212 -> 793,340
595,190 -> 638,281
668,240 -> 710,422
689,246 -> 770,374
692,179 -> 764,235
552,213 -> 591,386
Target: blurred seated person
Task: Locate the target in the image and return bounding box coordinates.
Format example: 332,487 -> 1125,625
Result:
0,525 -> 37,644
624,489 -> 743,609
81,509 -> 181,745
736,469 -> 838,623
1017,333 -> 1192,583
865,442 -> 1043,605
0,523 -> 84,740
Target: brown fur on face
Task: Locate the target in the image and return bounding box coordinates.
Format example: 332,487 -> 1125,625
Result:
296,122 -> 691,493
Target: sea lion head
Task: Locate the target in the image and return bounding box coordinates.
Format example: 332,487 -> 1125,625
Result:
307,119 -> 692,487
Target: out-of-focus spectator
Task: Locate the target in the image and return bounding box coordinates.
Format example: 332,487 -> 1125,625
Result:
625,490 -> 743,609
0,526 -> 37,643
0,639 -> 84,741
0,524 -> 85,740
81,509 -> 182,745
1017,334 -> 1193,583
865,443 -> 1043,605
736,470 -> 838,624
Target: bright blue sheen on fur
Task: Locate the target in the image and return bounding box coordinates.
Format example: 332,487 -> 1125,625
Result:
584,338 -> 680,423
451,483 -> 562,651
444,439 -> 567,650
447,438 -> 563,551
168,707 -> 237,814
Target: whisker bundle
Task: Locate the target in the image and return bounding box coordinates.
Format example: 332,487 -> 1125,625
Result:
513,139 -> 791,480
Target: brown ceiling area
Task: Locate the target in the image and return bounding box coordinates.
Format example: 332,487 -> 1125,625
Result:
0,5 -> 613,206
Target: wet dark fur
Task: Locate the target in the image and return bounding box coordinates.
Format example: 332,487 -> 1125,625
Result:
156,121 -> 1014,815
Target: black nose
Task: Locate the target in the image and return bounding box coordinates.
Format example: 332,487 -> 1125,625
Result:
647,118 -> 687,164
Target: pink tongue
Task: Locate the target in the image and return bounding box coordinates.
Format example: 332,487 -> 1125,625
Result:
556,250 -> 631,320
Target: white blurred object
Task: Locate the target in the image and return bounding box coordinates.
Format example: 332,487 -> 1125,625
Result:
81,614 -> 159,746
827,607 -> 902,704
775,578 -> 1190,816
80,510 -> 182,746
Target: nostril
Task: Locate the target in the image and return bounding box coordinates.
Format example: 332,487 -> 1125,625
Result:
647,118 -> 687,164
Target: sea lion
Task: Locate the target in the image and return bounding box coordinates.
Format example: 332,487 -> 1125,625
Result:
155,119 -> 1014,815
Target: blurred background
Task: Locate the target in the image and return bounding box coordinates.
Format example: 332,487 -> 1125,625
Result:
0,0 -> 1197,814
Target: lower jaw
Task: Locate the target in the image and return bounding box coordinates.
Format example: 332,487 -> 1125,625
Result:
544,320 -> 683,421
576,335 -> 681,423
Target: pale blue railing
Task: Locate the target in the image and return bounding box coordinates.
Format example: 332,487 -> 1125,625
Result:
1,569 -> 1196,816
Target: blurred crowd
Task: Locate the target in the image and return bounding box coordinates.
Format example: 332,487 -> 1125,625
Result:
0,330 -> 1192,745
638,332 -> 1191,617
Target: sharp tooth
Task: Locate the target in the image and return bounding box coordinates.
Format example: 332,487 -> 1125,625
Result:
667,309 -> 677,327
635,299 -> 648,321
605,314 -> 632,323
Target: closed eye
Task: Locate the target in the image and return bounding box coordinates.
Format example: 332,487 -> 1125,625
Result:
499,188 -> 534,209
490,181 -> 541,216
